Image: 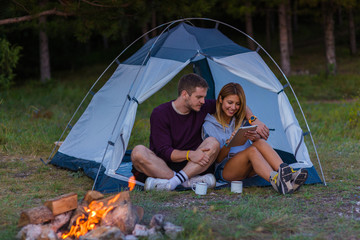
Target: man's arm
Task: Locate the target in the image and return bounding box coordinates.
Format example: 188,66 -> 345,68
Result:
170,149 -> 210,167
245,106 -> 269,140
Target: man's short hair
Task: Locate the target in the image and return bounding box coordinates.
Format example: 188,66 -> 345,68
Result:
177,73 -> 208,96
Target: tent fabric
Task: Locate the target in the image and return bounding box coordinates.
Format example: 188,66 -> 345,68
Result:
51,22 -> 322,193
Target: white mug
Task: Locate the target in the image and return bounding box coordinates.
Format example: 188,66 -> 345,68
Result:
231,181 -> 243,193
192,182 -> 207,195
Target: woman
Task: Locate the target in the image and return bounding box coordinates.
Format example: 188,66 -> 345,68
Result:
202,83 -> 308,194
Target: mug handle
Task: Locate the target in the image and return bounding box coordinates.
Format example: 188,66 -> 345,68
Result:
192,183 -> 196,191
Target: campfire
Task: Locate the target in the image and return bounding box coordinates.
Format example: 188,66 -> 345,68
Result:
17,180 -> 183,240
61,193 -> 122,239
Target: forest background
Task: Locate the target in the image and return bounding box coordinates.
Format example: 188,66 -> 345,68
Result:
0,0 -> 359,88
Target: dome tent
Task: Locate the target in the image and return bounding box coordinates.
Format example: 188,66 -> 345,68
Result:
50,18 -> 325,193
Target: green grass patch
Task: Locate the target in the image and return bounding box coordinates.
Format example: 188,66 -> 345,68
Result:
1,45 -> 360,239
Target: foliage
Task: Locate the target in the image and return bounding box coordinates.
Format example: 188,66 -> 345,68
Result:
220,0 -> 256,18
0,38 -> 22,91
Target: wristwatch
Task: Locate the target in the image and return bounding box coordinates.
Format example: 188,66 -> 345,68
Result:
249,115 -> 257,124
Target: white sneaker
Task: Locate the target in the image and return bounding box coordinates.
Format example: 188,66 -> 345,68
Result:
144,177 -> 171,191
182,173 -> 216,189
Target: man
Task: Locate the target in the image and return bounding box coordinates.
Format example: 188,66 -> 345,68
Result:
131,73 -> 269,191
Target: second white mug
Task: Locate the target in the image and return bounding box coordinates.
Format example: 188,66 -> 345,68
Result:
231,181 -> 243,193
192,182 -> 208,195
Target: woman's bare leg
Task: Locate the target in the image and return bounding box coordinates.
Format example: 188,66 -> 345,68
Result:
251,139 -> 283,171
222,146 -> 274,181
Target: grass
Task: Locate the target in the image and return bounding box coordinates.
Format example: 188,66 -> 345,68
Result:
0,44 -> 360,239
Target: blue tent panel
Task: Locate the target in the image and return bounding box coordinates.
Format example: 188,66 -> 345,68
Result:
123,23 -> 251,65
51,151 -> 137,193
51,148 -> 322,193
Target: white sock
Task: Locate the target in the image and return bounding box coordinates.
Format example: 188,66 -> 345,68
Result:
169,170 -> 188,190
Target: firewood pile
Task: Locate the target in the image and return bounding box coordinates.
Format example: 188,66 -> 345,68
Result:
16,191 -> 183,240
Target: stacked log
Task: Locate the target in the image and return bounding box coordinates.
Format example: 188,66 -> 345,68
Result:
16,191 -> 183,240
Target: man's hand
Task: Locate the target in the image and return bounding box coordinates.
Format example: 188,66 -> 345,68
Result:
188,148 -> 210,167
251,119 -> 269,140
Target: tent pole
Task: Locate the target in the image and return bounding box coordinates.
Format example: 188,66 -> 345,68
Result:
92,143 -> 110,190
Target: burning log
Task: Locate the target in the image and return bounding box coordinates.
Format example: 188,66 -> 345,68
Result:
49,211 -> 72,233
83,191 -> 104,204
62,191 -> 139,239
68,201 -> 88,231
92,191 -> 130,207
101,202 -> 144,234
17,191 -> 166,240
44,192 -> 78,216
18,206 -> 54,227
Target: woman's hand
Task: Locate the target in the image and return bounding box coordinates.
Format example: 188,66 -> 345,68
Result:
244,130 -> 261,142
225,130 -> 237,146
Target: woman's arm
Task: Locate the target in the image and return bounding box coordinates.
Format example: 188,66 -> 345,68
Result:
216,145 -> 230,163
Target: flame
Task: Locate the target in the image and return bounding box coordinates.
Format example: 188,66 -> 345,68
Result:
128,176 -> 136,191
61,193 -> 121,239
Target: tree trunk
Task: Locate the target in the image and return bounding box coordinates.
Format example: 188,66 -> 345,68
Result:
322,1 -> 337,75
103,35 -> 109,49
39,14 -> 51,83
278,3 -> 291,76
245,2 -> 255,50
286,0 -> 293,56
266,8 -> 272,51
348,8 -> 357,55
142,23 -> 149,44
293,0 -> 298,32
151,10 -> 157,38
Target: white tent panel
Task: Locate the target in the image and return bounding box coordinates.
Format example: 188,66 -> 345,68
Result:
135,57 -> 190,103
58,64 -> 145,164
207,58 -> 293,153
108,57 -> 189,172
208,55 -> 312,168
278,94 -> 312,168
213,52 -> 283,92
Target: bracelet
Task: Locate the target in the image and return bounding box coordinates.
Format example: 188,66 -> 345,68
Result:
186,150 -> 191,161
249,115 -> 257,124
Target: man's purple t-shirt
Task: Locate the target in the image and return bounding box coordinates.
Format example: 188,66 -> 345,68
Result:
149,99 -> 216,170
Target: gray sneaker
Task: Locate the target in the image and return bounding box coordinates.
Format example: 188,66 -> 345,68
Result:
144,177 -> 171,191
270,171 -> 280,193
278,163 -> 294,194
291,168 -> 308,192
270,163 -> 294,195
181,173 -> 216,189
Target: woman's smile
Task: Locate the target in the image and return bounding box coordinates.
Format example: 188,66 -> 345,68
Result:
221,94 -> 240,120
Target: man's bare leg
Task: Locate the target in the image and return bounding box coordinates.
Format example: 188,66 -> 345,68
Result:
182,137 -> 220,179
131,145 -> 174,179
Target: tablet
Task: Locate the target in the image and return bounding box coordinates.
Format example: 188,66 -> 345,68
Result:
227,125 -> 258,148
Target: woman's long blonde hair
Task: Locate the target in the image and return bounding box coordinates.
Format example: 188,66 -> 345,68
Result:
214,82 -> 247,130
